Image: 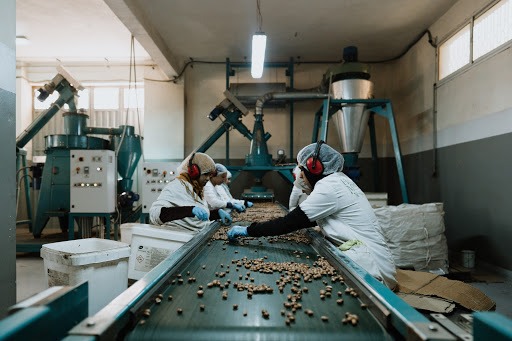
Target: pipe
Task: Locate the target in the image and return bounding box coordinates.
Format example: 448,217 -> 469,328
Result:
255,91 -> 329,116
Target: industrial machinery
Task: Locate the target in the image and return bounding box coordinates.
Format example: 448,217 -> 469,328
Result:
196,90 -> 295,200
198,46 -> 408,203
59,204 -> 458,340
139,161 -> 181,222
15,67 -> 143,243
3,204 -> 511,340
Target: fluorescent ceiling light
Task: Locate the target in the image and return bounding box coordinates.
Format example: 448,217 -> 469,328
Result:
16,36 -> 29,45
251,33 -> 266,78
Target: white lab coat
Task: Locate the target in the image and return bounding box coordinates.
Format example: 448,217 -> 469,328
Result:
217,183 -> 245,206
149,177 -> 210,232
204,181 -> 229,209
299,172 -> 397,289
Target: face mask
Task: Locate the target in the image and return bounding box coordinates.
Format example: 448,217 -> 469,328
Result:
295,177 -> 312,195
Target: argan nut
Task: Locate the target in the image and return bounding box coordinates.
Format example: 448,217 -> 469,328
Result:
337,299 -> 344,305
321,316 -> 329,322
142,309 -> 151,317
139,319 -> 146,325
168,295 -> 173,301
361,303 -> 368,309
177,308 -> 183,314
197,290 -> 204,297
157,294 -> 163,299
233,304 -> 238,310
200,304 -> 205,311
155,297 -> 162,304
243,310 -> 247,316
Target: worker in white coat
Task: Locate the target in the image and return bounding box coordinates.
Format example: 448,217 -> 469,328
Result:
227,141 -> 397,289
288,165 -> 310,210
150,153 -> 232,232
217,170 -> 254,210
204,164 -> 248,212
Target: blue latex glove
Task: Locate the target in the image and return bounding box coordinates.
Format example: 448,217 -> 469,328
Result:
218,209 -> 232,225
227,225 -> 248,240
232,203 -> 245,213
192,206 -> 208,221
246,201 -> 254,208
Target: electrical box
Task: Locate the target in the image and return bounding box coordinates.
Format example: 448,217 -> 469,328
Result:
70,150 -> 116,213
140,161 -> 180,213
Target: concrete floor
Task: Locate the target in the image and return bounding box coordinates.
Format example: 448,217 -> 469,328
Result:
15,252 -> 512,321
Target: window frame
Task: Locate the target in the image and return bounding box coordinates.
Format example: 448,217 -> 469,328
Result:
437,0 -> 512,83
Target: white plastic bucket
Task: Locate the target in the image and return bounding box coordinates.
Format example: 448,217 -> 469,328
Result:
461,250 -> 475,268
40,238 -> 130,315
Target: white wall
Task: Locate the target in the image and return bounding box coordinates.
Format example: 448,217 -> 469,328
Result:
430,0 -> 512,147
143,66 -> 184,160
16,67 -> 34,158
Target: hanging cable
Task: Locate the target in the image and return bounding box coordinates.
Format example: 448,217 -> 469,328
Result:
256,0 -> 263,32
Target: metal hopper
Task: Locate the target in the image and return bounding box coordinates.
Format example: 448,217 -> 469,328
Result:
331,79 -> 373,154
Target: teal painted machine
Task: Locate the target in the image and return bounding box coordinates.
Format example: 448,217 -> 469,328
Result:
194,47 -> 409,203
16,68 -> 143,239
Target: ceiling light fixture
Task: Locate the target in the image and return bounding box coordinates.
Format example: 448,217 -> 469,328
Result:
251,0 -> 266,78
16,36 -> 29,45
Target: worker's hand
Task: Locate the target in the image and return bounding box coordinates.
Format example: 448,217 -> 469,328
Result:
218,209 -> 232,225
232,203 -> 245,213
227,225 -> 248,240
192,206 -> 208,221
246,201 -> 254,208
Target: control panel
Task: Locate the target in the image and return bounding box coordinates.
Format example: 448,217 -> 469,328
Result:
70,149 -> 116,213
140,161 -> 180,213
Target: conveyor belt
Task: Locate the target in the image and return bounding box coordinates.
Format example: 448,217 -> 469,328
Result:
67,203 -> 454,341
127,229 -> 390,340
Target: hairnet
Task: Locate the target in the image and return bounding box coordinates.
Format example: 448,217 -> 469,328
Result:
215,163 -> 228,175
297,142 -> 344,175
179,152 -> 216,175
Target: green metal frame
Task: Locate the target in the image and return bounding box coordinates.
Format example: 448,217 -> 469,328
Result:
312,98 -> 409,203
16,149 -> 33,231
0,283 -> 88,341
225,58 -> 295,163
473,312 -> 512,341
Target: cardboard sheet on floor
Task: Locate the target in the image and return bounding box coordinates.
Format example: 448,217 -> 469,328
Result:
396,269 -> 496,311
397,293 -> 456,313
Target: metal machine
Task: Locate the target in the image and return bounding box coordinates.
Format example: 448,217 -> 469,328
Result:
56,204 -> 460,340
15,67 -> 143,242
197,46 -> 408,203
139,161 -> 181,222
196,90 -> 295,200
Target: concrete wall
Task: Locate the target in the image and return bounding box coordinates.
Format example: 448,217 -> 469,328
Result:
386,0 -> 512,270
0,0 -> 17,316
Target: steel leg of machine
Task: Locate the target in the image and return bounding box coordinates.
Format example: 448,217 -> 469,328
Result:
371,102 -> 409,203
16,151 -> 33,232
68,213 -> 112,240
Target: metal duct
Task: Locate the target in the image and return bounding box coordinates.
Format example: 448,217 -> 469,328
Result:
229,83 -> 287,108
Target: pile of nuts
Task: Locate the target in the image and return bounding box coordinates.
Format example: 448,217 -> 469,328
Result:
232,202 -> 286,223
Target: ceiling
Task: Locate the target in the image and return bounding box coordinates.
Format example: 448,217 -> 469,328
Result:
17,0 -> 458,79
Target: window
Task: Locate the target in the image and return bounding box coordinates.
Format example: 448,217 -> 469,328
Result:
124,88 -> 144,109
473,0 -> 512,59
94,88 -> 119,110
438,0 -> 512,80
438,25 -> 470,80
